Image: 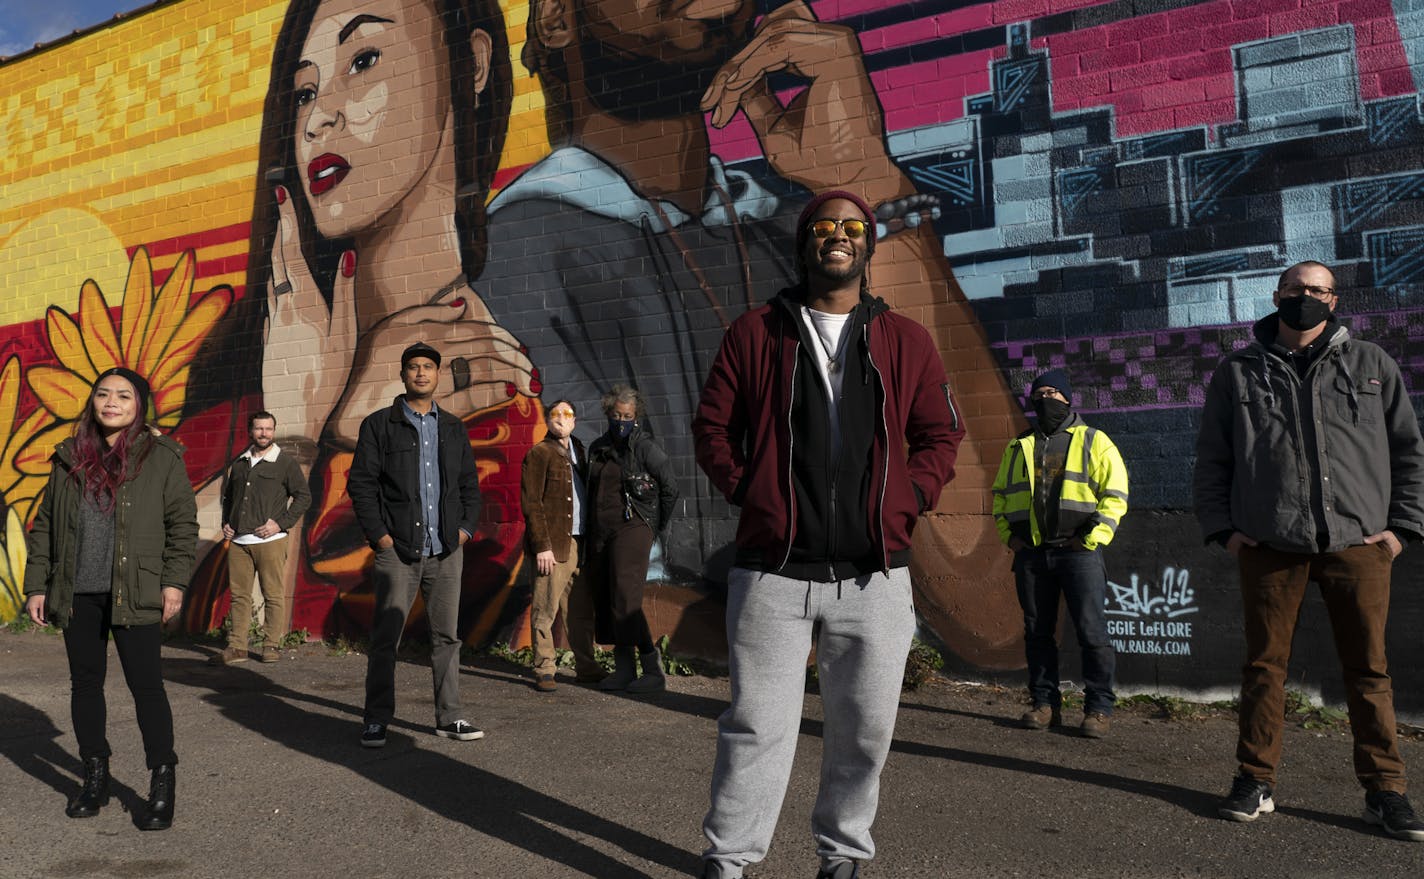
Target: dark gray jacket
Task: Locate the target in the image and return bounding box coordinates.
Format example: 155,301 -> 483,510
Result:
1194,317 -> 1424,553
348,398 -> 482,564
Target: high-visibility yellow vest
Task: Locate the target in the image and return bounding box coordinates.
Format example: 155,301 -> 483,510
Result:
991,423 -> 1129,551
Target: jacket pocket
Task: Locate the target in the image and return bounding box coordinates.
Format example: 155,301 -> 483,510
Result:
1334,376 -> 1381,425
129,556 -> 164,610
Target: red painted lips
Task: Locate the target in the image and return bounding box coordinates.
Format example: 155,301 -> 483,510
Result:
307,153 -> 351,197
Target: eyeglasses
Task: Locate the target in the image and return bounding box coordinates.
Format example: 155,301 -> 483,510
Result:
549,408 -> 575,418
1029,388 -> 1065,401
1279,283 -> 1335,300
807,218 -> 869,240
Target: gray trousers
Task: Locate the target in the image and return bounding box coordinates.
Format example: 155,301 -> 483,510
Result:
703,566 -> 916,875
364,547 -> 464,727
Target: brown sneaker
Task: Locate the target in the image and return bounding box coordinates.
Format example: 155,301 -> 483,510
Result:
1020,704 -> 1061,730
1081,712 -> 1111,738
261,647 -> 280,663
209,646 -> 248,666
534,674 -> 557,693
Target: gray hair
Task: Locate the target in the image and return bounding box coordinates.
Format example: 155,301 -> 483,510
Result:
601,384 -> 646,419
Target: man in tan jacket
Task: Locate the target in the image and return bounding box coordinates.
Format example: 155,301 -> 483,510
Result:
521,400 -> 602,690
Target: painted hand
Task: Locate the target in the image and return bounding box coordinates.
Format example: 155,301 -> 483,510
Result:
701,0 -> 908,202
261,185 -> 359,444
324,290 -> 537,445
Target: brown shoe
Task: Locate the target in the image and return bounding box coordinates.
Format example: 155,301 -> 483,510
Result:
1081,712 -> 1111,738
209,646 -> 247,666
1020,704 -> 1061,730
260,647 -> 280,664
534,674 -> 557,693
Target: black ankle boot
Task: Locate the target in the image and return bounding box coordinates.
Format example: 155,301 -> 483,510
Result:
138,764 -> 175,831
65,757 -> 110,818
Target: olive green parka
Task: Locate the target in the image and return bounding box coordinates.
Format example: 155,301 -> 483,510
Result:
23,430 -> 199,629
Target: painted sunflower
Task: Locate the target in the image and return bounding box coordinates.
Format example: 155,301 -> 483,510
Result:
23,246 -> 230,469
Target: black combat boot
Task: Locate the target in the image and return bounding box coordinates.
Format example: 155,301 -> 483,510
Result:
137,764 -> 175,831
65,756 -> 110,818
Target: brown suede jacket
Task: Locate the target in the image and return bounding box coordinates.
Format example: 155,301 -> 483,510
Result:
520,435 -> 587,562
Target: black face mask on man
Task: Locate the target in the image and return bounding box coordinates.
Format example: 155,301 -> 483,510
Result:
1033,398 -> 1071,434
1277,294 -> 1332,332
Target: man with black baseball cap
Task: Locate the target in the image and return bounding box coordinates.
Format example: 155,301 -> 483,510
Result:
348,341 -> 485,747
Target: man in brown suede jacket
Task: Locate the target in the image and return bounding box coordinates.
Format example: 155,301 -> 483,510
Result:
521,400 -> 602,690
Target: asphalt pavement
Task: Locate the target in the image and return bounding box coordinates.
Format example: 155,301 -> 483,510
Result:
0,630 -> 1416,878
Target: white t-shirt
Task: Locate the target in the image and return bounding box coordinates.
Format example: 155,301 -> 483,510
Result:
801,306 -> 855,459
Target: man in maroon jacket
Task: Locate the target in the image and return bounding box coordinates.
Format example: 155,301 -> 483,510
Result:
692,191 -> 964,879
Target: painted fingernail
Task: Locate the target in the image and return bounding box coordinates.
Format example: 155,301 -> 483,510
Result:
531,367 -> 540,380
450,298 -> 465,309
505,382 -> 517,398
530,377 -> 543,395
275,186 -> 287,205
519,344 -> 528,354
341,250 -> 356,278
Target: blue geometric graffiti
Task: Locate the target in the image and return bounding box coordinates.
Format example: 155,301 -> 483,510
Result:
1367,226 -> 1424,285
1183,149 -> 1267,225
1334,173 -> 1424,233
912,157 -> 979,207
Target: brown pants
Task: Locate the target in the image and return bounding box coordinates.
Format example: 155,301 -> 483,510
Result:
529,538 -> 600,676
226,537 -> 290,650
1236,542 -> 1405,793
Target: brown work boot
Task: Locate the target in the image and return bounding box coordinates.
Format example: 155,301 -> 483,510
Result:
1020,704 -> 1061,730
261,646 -> 280,663
208,646 -> 247,666
534,674 -> 557,693
1081,712 -> 1111,738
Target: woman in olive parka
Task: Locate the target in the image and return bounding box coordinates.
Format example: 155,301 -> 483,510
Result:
24,367 -> 198,831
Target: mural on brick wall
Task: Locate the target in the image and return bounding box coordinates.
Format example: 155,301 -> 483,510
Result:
3,0 -> 1423,710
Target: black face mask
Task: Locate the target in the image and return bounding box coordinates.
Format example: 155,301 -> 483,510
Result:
1033,398 -> 1071,434
1277,295 -> 1332,332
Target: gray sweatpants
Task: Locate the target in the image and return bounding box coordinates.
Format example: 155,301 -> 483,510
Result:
702,566 -> 916,875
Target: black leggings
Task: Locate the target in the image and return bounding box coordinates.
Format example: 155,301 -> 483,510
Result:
63,592 -> 177,769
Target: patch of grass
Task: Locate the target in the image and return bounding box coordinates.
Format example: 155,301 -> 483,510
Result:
903,639 -> 945,691
1117,693 -> 1211,721
3,615 -> 60,636
324,634 -> 364,656
655,635 -> 696,677
280,628 -> 310,649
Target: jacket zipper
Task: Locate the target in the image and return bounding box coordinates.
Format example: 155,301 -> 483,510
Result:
865,324 -> 890,572
779,336 -> 800,571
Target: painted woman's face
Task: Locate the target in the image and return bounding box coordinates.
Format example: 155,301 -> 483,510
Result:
293,0 -> 454,239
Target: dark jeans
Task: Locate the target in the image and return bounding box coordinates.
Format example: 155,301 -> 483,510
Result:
1014,546 -> 1116,715
588,521 -> 655,652
1236,543 -> 1404,792
364,547 -> 464,727
63,592 -> 177,769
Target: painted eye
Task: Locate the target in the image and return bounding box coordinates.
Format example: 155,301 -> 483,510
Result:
349,49 -> 380,74
295,86 -> 316,108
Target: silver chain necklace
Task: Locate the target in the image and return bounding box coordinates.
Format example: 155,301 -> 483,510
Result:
805,308 -> 851,374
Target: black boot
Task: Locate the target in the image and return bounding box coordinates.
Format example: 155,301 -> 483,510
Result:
65,756 -> 110,818
138,764 -> 175,831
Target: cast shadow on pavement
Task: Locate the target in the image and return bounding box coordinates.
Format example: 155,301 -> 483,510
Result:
162,655 -> 700,878
0,693 -> 148,821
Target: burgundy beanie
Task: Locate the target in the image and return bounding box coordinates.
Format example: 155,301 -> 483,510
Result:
795,190 -> 877,257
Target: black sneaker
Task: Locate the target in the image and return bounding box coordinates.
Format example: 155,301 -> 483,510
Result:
815,860 -> 859,879
1218,774 -> 1274,822
435,720 -> 485,741
360,722 -> 387,749
1364,790 -> 1424,841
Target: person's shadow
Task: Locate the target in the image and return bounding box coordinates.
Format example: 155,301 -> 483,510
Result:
164,650 -> 701,877
0,693 -> 150,826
